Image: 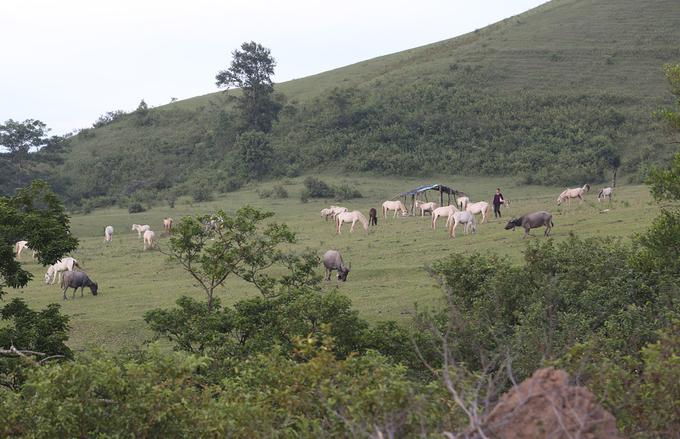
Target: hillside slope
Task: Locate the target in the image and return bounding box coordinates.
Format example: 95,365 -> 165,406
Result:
57,0 -> 680,206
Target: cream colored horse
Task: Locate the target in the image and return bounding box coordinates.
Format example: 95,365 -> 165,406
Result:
321,206 -> 348,221
131,224 -> 151,239
415,200 -> 438,216
44,257 -> 81,285
456,196 -> 470,210
448,211 -> 477,238
431,205 -> 458,229
335,211 -> 369,234
143,230 -> 156,250
597,187 -> 613,202
104,226 -> 114,243
382,200 -> 408,218
465,201 -> 490,224
557,184 -> 591,206
14,240 -> 36,260
163,218 -> 173,235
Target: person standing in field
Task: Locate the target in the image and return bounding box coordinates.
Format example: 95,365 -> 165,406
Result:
493,187 -> 505,219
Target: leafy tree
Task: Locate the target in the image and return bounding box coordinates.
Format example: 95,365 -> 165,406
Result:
655,63 -> 680,132
134,99 -> 152,126
160,206 -> 310,311
0,119 -> 49,166
0,180 -> 78,299
234,130 -> 273,178
215,41 -> 281,132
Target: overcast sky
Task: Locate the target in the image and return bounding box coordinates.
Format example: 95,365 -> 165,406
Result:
1,0 -> 547,135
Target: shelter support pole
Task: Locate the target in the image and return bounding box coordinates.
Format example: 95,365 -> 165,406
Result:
440,187 -> 444,207
411,195 -> 415,216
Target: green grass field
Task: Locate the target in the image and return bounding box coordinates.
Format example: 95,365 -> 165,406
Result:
5,176 -> 657,352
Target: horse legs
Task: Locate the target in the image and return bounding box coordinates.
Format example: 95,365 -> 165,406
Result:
350,220 -> 356,233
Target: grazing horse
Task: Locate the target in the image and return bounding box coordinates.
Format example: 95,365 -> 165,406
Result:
465,201 -> 491,224
335,211 -> 369,234
456,196 -> 470,210
431,205 -> 458,229
415,200 -> 438,217
321,206 -> 348,221
448,211 -> 477,238
163,218 -> 173,235
131,224 -> 151,239
104,226 -> 114,243
597,187 -> 613,202
143,230 -> 156,250
557,184 -> 590,206
44,257 -> 81,285
382,200 -> 408,219
505,211 -> 554,238
14,241 -> 36,260
369,208 -> 378,226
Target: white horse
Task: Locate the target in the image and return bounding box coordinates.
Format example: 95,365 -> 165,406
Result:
557,184 -> 591,206
143,230 -> 156,250
448,211 -> 477,238
415,200 -> 438,216
431,205 -> 458,229
456,196 -> 470,210
163,218 -> 173,235
131,224 -> 151,239
465,201 -> 491,224
321,206 -> 347,221
597,187 -> 613,202
335,211 -> 369,234
44,257 -> 81,285
14,240 -> 36,260
104,226 -> 114,243
382,200 -> 408,218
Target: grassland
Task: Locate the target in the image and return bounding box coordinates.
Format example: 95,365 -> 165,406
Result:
5,176 -> 657,352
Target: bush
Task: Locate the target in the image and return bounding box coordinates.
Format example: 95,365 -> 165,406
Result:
303,177 -> 335,198
272,185 -> 288,198
300,189 -> 309,203
333,184 -> 362,201
128,202 -> 146,213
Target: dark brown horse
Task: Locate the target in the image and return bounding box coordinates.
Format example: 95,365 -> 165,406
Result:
369,208 -> 378,226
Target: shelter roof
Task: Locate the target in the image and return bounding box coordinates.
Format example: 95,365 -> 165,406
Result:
397,183 -> 460,197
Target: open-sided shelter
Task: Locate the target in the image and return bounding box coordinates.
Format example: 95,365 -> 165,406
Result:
397,184 -> 461,214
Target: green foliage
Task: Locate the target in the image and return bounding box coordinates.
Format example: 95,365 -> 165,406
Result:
333,183 -> 363,201
0,181 -> 78,299
215,41 -> 281,132
0,299 -> 71,390
426,233 -> 680,379
634,208 -> 680,276
134,99 -> 152,126
646,152 -> 680,201
655,63 -> 680,132
257,184 -> 288,199
92,110 -> 127,128
0,119 -> 49,163
303,176 -> 334,198
234,130 -> 273,179
127,202 -> 146,213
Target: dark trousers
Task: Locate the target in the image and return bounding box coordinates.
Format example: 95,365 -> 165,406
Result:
493,203 -> 502,218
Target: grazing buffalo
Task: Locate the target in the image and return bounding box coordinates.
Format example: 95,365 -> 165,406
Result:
61,271 -> 98,300
505,211 -> 554,238
369,208 -> 378,226
322,250 -> 351,282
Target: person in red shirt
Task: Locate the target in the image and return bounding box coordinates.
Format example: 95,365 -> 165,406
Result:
493,188 -> 505,219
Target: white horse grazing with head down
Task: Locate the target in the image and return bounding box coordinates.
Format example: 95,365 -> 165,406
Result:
431,205 -> 458,229
14,240 -> 36,260
597,187 -> 613,202
448,211 -> 477,238
382,200 -> 408,219
415,200 -> 438,217
44,257 -> 81,285
335,211 -> 369,234
321,206 -> 348,221
104,226 -> 114,243
143,230 -> 156,250
465,201 -> 491,224
557,184 -> 590,206
131,224 -> 151,239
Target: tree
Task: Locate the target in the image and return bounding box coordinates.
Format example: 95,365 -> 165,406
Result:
160,206 -> 311,311
215,41 -> 281,132
656,64 -> 680,132
134,99 -> 152,126
0,180 -> 78,299
234,130 -> 273,178
0,119 -> 49,166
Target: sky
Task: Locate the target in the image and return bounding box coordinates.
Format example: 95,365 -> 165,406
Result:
0,0 -> 547,135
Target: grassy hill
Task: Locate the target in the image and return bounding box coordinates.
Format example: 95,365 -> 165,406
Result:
54,0 -> 680,207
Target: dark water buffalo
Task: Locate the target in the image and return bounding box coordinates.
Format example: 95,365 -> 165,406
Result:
322,250 -> 351,281
61,271 -> 98,300
505,211 -> 554,238
369,208 -> 378,226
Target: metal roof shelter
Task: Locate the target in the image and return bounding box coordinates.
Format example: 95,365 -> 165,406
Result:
396,183 -> 461,215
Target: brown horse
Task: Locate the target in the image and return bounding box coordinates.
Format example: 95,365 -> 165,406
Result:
369,208 -> 378,226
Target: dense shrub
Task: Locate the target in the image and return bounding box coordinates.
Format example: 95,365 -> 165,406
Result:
333,183 -> 362,201
303,177 -> 334,198
127,202 -> 146,213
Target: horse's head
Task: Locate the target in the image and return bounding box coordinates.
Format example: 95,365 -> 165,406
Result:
44,267 -> 54,284
505,219 -> 520,230
131,224 -> 137,231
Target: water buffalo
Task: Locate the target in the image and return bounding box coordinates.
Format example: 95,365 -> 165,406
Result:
61,271 -> 98,300
322,250 -> 351,282
505,211 -> 554,238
